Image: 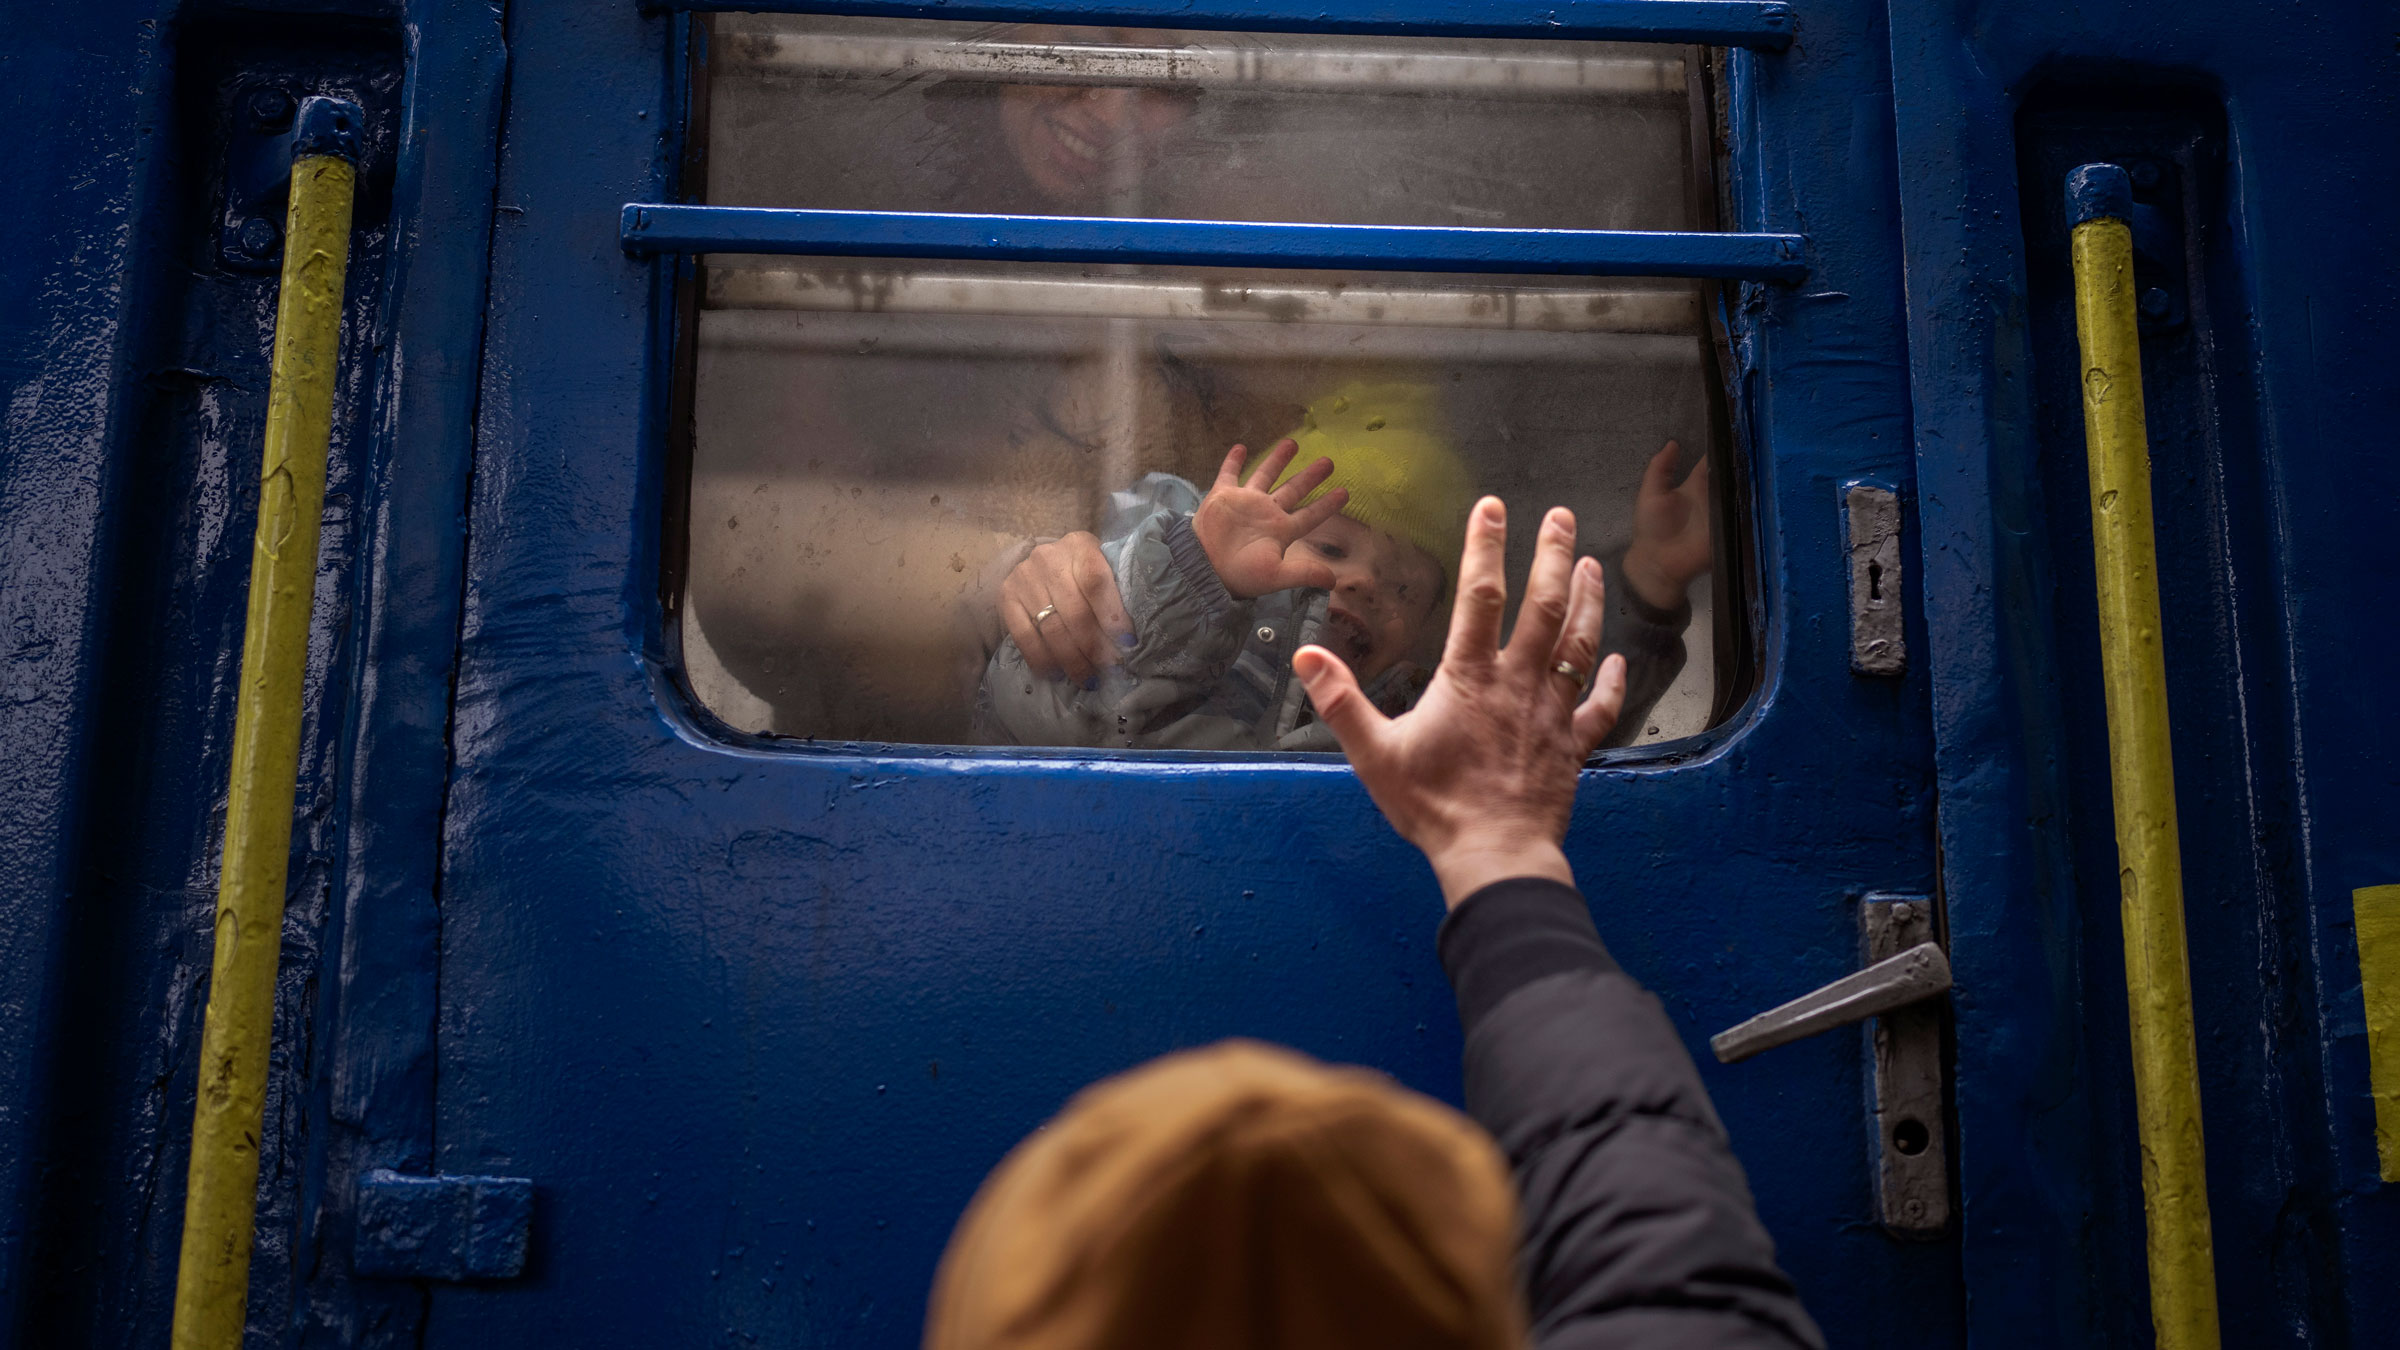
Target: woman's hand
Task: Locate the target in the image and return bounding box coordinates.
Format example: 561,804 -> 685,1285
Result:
1293,498 -> 1627,909
1191,440 -> 1350,600
1000,533 -> 1133,685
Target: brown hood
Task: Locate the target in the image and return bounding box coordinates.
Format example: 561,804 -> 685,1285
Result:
926,1039 -> 1524,1350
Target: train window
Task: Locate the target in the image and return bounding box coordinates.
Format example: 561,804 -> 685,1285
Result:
675,15 -> 1742,750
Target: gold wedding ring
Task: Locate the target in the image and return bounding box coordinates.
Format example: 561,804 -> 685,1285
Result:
1032,604 -> 1059,625
1552,660 -> 1588,685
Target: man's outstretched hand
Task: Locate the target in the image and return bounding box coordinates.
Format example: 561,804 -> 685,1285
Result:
1293,498 -> 1627,909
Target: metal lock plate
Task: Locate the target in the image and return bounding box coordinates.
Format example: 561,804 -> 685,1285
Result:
1845,484 -> 1905,676
1862,894 -> 1948,1237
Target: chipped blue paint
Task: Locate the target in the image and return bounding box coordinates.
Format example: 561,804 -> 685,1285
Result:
0,2 -> 499,1347
296,2 -> 507,1345
0,2 -> 174,1326
0,9 -> 412,1343
2063,161 -> 2132,229
1887,3 -> 2400,1344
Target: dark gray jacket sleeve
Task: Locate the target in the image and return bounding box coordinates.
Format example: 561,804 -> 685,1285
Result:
1597,549 -> 1692,749
1438,879 -> 1823,1350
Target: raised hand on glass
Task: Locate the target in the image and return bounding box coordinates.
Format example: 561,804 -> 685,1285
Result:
1293,498 -> 1628,909
1620,440 -> 1712,611
1191,440 -> 1350,600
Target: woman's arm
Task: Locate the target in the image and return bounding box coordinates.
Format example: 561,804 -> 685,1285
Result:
976,485 -> 1259,748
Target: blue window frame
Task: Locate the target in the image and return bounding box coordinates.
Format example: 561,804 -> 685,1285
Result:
652,0 -> 1798,48
642,6 -> 1797,751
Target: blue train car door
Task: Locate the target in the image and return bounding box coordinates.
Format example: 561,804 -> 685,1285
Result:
7,0 -> 2397,1345
403,0 -> 1968,1344
326,0 -> 2395,1346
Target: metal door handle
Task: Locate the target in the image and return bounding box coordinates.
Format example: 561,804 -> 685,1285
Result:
1710,896 -> 1952,1235
1710,940 -> 1951,1064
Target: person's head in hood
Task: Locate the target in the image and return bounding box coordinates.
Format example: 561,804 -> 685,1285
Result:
925,1039 -> 1524,1350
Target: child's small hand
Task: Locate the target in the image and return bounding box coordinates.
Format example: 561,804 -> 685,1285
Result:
1192,440 -> 1351,600
1621,440 -> 1711,610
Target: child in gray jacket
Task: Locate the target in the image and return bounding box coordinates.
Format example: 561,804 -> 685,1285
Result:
976,382 -> 1474,751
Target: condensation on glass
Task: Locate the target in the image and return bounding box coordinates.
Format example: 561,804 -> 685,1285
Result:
678,15 -> 1742,750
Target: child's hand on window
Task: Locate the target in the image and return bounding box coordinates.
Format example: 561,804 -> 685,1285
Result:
1620,441 -> 1712,610
1191,440 -> 1352,600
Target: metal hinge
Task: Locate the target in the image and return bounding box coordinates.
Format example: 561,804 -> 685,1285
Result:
353,1170 -> 534,1280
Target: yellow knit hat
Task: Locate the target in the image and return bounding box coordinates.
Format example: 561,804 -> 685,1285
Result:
1271,382 -> 1476,587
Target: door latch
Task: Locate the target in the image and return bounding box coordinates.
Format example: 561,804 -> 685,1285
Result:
1711,894 -> 1951,1236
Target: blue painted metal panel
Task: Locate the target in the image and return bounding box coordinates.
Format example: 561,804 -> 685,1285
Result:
297,2 -> 509,1345
652,0 -> 1798,48
0,2 -> 502,1346
0,13 -> 413,1346
620,203 -> 1811,280
0,6 -> 170,1326
426,0 -> 1951,1345
1,0 -> 2390,1344
1884,1 -> 2400,1344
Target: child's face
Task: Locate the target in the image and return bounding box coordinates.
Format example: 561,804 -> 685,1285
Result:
1295,513 -> 1447,683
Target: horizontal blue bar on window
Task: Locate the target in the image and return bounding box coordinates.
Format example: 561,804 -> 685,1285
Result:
621,205 -> 1808,282
657,0 -> 1794,49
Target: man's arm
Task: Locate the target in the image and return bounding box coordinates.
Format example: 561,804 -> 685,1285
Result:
1293,495 -> 1818,1350
1440,880 -> 1821,1349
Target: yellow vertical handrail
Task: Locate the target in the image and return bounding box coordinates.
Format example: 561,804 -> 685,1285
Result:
2064,161 -> 2221,1350
170,96 -> 364,1350
2356,884 -> 2400,1183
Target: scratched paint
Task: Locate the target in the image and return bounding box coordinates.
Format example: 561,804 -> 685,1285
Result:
0,8 -> 416,1348
174,140 -> 360,1350
2068,198 -> 2218,1350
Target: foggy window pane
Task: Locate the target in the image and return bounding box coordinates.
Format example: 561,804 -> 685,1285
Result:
680,16 -> 1740,751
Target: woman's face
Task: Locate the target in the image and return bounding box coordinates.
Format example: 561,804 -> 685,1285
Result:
996,84 -> 1194,204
